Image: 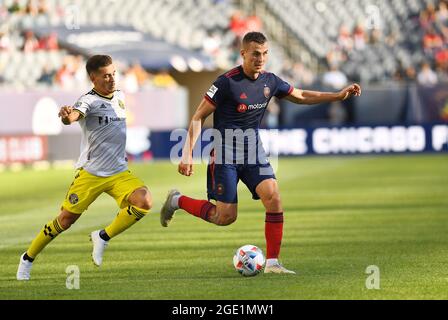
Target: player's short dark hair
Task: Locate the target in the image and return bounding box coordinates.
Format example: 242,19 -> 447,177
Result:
86,55 -> 113,75
242,32 -> 267,46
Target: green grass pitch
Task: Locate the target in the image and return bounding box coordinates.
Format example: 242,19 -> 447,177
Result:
0,155 -> 447,300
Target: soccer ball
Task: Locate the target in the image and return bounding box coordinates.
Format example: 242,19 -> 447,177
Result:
233,245 -> 265,277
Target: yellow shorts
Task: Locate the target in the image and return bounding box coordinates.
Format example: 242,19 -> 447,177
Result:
61,169 -> 146,214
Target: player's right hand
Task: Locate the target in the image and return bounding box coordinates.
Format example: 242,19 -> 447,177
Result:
58,105 -> 73,119
339,83 -> 362,100
178,161 -> 194,176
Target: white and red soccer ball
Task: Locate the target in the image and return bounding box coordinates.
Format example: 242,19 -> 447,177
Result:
233,245 -> 265,277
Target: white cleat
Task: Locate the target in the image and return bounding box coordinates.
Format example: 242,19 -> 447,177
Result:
17,253 -> 33,280
90,230 -> 108,267
264,263 -> 296,274
160,189 -> 180,227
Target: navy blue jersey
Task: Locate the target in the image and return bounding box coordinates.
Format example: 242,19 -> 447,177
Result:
204,65 -> 293,164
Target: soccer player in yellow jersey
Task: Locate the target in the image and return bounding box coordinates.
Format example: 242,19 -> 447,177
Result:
17,55 -> 152,280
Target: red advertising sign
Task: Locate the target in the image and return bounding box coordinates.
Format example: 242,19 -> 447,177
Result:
0,136 -> 48,164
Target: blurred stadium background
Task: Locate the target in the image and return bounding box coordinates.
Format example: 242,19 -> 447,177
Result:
0,0 -> 447,300
0,0 -> 447,166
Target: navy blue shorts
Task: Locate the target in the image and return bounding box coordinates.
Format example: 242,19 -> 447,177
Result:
207,160 -> 276,204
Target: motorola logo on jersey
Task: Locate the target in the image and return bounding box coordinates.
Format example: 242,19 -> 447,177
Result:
248,102 -> 268,110
237,102 -> 268,113
237,104 -> 248,113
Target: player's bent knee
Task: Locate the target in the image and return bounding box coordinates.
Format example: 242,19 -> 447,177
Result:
263,192 -> 282,212
140,196 -> 152,211
129,188 -> 152,211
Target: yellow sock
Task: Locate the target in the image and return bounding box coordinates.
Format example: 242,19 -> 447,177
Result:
104,205 -> 149,239
26,217 -> 66,259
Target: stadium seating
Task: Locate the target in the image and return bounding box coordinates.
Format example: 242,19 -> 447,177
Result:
260,0 -> 444,83
0,0 -> 446,88
0,50 -> 67,88
0,0 -> 241,88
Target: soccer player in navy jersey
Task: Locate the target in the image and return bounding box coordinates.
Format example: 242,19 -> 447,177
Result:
161,32 -> 361,274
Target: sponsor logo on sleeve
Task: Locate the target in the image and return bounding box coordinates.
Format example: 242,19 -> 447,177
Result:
207,85 -> 218,99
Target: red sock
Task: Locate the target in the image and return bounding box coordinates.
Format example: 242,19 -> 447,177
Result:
179,196 -> 215,222
265,212 -> 284,259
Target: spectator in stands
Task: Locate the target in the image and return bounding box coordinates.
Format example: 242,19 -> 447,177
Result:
25,0 -> 39,16
22,30 -> 39,52
37,0 -> 49,15
353,23 -> 367,51
370,28 -> 383,45
417,62 -> 438,86
420,3 -> 438,30
385,29 -> 399,47
203,31 -> 222,57
152,70 -> 178,88
290,62 -> 315,88
427,3 -> 438,24
0,31 -> 12,51
228,35 -> 242,65
337,24 -> 353,53
436,64 -> 448,82
37,65 -> 56,85
38,32 -> 59,50
420,8 -> 432,30
0,4 -> 9,19
323,65 -> 348,90
72,55 -> 88,89
423,27 -> 444,57
55,62 -> 74,89
229,11 -> 263,52
326,44 -> 347,69
245,14 -> 262,33
435,48 -> 448,69
229,10 -> 247,38
436,1 -> 448,23
279,60 -> 295,86
8,0 -> 22,14
394,65 -> 417,83
435,2 -> 448,42
280,60 -> 315,88
404,66 -> 417,82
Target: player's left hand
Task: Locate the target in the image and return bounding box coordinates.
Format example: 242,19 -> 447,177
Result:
339,84 -> 362,101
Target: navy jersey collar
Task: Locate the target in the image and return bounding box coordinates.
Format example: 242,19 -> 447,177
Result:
239,65 -> 264,82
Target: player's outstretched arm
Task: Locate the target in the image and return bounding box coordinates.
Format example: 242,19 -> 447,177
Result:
285,84 -> 362,105
58,106 -> 81,125
179,98 -> 216,177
